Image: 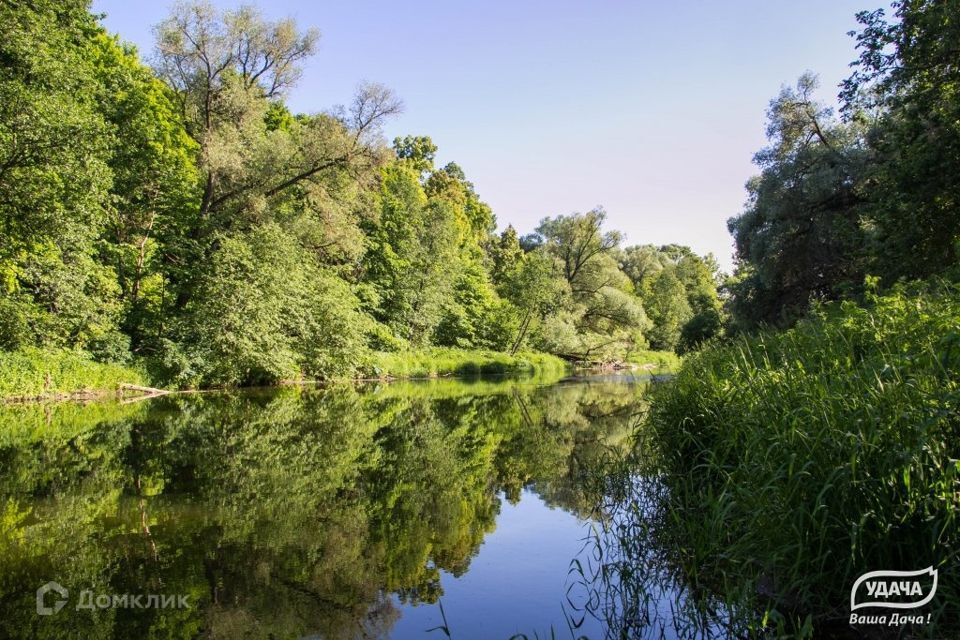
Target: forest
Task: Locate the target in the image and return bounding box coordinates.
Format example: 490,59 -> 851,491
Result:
0,0 -> 721,396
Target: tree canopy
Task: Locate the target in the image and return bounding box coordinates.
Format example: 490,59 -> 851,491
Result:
0,0 -> 722,386
728,1 -> 960,330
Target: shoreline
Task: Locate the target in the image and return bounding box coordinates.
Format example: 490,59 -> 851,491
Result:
0,348 -> 679,406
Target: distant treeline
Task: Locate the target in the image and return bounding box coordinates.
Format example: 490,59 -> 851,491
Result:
0,1 -> 722,388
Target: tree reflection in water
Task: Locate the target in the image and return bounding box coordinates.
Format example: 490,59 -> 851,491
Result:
0,376 -> 646,639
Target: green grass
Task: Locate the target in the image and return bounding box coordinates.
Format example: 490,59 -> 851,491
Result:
361,347 -> 569,380
0,347 -> 147,401
624,348 -> 681,374
632,283 -> 960,636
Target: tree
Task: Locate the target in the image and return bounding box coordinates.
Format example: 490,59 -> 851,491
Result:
0,0 -> 118,351
727,73 -> 869,330
645,269 -> 692,351
152,2 -> 400,310
393,135 -> 437,178
91,34 -> 199,354
166,224 -> 369,386
361,162 -> 458,346
618,245 -> 665,289
498,250 -> 568,355
489,225 -> 525,288
153,2 -> 397,220
530,209 -> 648,361
843,0 -> 960,281
620,244 -> 723,352
534,210 -> 621,289
142,2 -> 403,382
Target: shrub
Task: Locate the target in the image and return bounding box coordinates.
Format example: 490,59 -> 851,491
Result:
0,347 -> 146,400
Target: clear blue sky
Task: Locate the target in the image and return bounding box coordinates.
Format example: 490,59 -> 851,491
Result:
92,0 -> 870,271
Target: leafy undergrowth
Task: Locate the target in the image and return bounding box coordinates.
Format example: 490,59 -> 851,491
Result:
0,348 -> 147,401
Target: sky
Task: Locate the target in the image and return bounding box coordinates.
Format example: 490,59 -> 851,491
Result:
91,0 -> 871,272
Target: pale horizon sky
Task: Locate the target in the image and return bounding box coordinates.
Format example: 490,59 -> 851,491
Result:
92,0 -> 872,272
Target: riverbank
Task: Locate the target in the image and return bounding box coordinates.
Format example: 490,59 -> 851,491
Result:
0,346 -> 572,403
1,344 -> 683,404
0,348 -> 148,403
634,284 -> 959,635
360,347 -> 569,379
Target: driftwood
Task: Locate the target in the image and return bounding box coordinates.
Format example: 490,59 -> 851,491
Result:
119,383 -> 170,395
118,383 -> 171,405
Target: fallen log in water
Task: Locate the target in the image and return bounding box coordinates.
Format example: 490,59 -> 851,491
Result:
119,383 -> 170,396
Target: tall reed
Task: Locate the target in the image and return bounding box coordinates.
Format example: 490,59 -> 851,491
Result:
641,283 -> 959,636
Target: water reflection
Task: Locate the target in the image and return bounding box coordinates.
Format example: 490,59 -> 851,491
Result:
0,375 -> 646,639
564,473 -> 740,640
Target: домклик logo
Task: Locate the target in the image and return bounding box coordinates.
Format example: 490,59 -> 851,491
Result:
36,581 -> 68,616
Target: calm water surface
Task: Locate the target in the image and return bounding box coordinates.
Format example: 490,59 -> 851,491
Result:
0,375 -> 663,639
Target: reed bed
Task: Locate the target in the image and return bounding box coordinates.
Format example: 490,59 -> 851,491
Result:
639,283 -> 959,636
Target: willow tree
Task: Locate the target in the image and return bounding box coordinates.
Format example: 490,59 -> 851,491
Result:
727,73 -> 870,330
529,209 -> 649,361
147,2 -> 401,384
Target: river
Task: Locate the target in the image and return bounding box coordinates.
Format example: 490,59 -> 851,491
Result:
0,374 -> 712,639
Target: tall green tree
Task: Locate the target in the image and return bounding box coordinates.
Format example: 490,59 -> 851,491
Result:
530,209 -> 649,361
145,2 -> 401,381
152,2 -> 399,304
620,244 -> 723,352
362,161 -> 459,346
91,34 -> 199,355
166,224 -> 369,386
727,73 -> 869,330
843,0 -> 960,281
644,268 -> 692,351
0,0 -> 117,351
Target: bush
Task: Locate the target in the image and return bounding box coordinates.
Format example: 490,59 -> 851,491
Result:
643,283 -> 960,634
0,347 -> 146,399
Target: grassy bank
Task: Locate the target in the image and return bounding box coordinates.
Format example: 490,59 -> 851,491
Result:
0,348 -> 147,401
0,346 -> 570,402
640,284 -> 959,635
625,348 -> 681,374
361,347 -> 569,379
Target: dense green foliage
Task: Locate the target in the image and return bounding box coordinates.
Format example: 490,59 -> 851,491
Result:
0,348 -> 146,400
728,0 -> 960,330
638,284 -> 959,635
0,1 -> 721,392
619,244 -> 723,352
